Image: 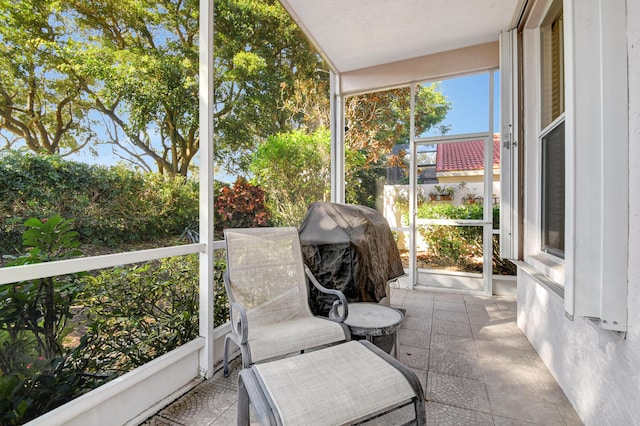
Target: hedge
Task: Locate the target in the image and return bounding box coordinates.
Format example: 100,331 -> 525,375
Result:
0,151 -> 198,255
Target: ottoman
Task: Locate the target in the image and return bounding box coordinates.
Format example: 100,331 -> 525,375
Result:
237,340 -> 425,425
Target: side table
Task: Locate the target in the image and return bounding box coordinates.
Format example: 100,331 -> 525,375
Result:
331,302 -> 404,358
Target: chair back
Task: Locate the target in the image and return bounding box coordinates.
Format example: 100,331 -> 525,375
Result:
224,227 -> 313,325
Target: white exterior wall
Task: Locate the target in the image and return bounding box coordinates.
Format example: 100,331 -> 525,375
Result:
627,0 -> 640,403
517,274 -> 640,424
517,0 -> 640,424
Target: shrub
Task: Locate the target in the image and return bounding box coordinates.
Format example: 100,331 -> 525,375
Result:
1,216 -> 84,365
0,151 -> 198,255
404,203 -> 510,274
0,216 -> 232,423
213,253 -> 230,327
249,130 -> 330,226
0,216 -> 106,424
80,255 -> 201,374
80,252 -> 230,375
214,178 -> 271,239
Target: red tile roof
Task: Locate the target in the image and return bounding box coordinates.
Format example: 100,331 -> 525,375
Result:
436,134 -> 500,173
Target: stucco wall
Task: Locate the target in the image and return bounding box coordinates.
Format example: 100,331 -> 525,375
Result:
517,273 -> 639,424
517,0 -> 640,424
627,0 -> 640,352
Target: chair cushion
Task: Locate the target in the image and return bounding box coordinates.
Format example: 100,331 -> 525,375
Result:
248,316 -> 347,363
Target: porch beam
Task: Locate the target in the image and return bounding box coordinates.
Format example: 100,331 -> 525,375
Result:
483,70 -> 495,295
339,41 -> 499,96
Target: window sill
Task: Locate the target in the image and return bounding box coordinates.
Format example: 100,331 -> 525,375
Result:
525,253 -> 565,285
515,254 -> 565,299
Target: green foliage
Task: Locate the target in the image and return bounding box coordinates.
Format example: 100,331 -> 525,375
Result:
80,253 -> 229,375
418,224 -> 483,270
214,178 -> 271,239
0,216 -> 106,424
344,146 -> 384,209
344,84 -> 451,207
0,216 -> 231,422
416,202 -> 484,221
80,255 -> 201,374
0,0 -> 202,174
0,0 -> 95,155
0,334 -> 106,425
1,216 -> 84,361
213,253 -> 230,328
430,185 -> 456,198
0,151 -> 198,254
214,0 -> 325,172
249,127 -> 390,218
414,204 -> 483,269
345,162 -> 386,209
403,203 -> 510,274
67,0 -> 200,175
346,85 -> 451,163
250,129 -> 331,226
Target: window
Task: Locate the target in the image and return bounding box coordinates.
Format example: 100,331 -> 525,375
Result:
541,121 -> 565,257
539,6 -> 565,258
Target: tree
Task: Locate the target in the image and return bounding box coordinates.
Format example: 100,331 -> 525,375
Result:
249,129 -> 331,226
345,84 -> 450,165
67,0 -> 324,176
343,84 -> 451,206
281,82 -> 451,208
0,0 -> 95,156
66,0 -> 200,176
0,0 -> 450,181
213,0 -> 325,173
276,80 -> 452,208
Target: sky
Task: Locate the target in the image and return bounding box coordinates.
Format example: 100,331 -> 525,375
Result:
421,71 -> 500,137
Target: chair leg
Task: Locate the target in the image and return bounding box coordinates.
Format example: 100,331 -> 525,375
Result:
223,334 -> 232,378
415,395 -> 427,426
238,369 -> 278,426
237,371 -> 250,426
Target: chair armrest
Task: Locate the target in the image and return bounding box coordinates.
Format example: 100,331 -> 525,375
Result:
304,265 -> 348,322
224,271 -> 249,344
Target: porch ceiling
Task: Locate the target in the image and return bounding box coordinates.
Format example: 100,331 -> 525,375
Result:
279,0 -> 525,74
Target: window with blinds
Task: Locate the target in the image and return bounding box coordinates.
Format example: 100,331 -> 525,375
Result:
541,10 -> 564,129
539,4 -> 565,259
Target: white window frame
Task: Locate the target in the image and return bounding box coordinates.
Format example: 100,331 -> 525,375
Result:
522,0 -> 566,288
519,0 -> 629,331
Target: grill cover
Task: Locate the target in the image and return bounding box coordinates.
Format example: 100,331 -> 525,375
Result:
299,202 -> 405,316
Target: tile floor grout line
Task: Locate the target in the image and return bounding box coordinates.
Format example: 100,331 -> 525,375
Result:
423,295 -> 435,393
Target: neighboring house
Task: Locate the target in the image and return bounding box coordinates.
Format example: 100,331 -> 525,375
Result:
387,135 -> 500,185
435,134 -> 500,185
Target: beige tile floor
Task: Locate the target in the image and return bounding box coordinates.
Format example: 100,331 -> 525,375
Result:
143,288 -> 583,425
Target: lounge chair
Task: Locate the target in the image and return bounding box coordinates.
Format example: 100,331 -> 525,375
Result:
223,227 -> 350,377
